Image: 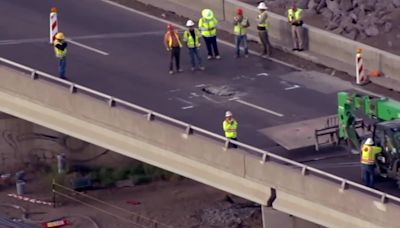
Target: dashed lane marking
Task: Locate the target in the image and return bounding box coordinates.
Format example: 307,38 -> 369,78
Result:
67,39 -> 109,56
232,98 -> 284,117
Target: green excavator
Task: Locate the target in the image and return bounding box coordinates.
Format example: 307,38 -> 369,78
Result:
338,91 -> 400,181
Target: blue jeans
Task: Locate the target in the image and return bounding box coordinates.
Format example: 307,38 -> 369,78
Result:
362,164 -> 376,188
58,57 -> 66,79
235,35 -> 248,57
188,47 -> 202,68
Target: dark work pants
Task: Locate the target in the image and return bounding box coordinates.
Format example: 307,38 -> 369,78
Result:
258,30 -> 271,56
228,137 -> 238,148
203,36 -> 219,57
362,164 -> 375,188
169,47 -> 180,71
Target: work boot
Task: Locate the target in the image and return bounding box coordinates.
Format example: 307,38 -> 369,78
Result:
169,70 -> 174,75
215,55 -> 221,60
177,69 -> 184,73
207,55 -> 212,60
199,66 -> 205,71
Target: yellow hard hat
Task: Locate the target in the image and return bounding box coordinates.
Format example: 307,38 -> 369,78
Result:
202,9 -> 214,19
55,32 -> 65,40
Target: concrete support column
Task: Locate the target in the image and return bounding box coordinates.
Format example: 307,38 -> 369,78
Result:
261,206 -> 324,228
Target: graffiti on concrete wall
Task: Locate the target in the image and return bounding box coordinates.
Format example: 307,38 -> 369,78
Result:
0,129 -> 109,172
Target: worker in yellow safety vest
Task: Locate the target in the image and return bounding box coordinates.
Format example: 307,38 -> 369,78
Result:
233,8 -> 250,58
287,3 -> 304,51
164,24 -> 183,75
53,32 -> 68,79
223,111 -> 238,148
198,9 -> 220,60
183,20 -> 205,71
361,138 -> 382,188
257,2 -> 272,58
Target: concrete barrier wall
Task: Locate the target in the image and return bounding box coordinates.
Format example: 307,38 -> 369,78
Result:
134,0 -> 400,82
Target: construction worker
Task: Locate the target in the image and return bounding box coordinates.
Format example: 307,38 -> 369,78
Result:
287,3 -> 304,51
164,24 -> 183,75
257,2 -> 272,58
199,9 -> 221,60
233,8 -> 250,58
183,20 -> 205,71
223,111 -> 238,148
53,32 -> 68,79
361,138 -> 382,188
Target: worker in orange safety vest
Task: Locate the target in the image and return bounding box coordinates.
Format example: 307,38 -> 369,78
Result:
164,24 -> 183,75
361,138 -> 382,188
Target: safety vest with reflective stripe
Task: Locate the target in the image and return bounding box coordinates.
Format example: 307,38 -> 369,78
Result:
183,29 -> 201,48
288,8 -> 303,22
361,145 -> 382,165
199,17 -> 218,37
233,17 -> 249,36
53,40 -> 67,58
223,119 -> 238,138
166,31 -> 182,48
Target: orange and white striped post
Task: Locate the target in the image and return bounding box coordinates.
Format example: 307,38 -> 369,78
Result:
49,7 -> 58,44
356,48 -> 368,85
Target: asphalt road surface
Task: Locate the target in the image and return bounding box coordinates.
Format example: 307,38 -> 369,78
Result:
0,0 -> 398,195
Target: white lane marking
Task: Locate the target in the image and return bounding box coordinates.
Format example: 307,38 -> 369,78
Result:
182,105 -> 194,110
195,84 -> 206,87
101,0 -> 302,71
67,39 -> 109,56
257,73 -> 269,77
0,31 -> 165,46
169,89 -> 180,92
190,92 -> 199,97
234,99 -> 284,117
285,85 -> 300,90
201,94 -> 225,104
175,97 -> 193,105
0,38 -> 46,45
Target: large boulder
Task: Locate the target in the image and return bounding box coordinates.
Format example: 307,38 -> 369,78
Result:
384,22 -> 393,33
364,25 -> 380,36
298,0 -> 311,9
307,0 -> 318,13
393,0 -> 400,7
365,0 -> 377,11
316,0 -> 327,12
340,0 -> 354,11
321,7 -> 334,19
326,0 -> 341,15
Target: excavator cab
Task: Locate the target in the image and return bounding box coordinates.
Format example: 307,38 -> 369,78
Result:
373,120 -> 400,178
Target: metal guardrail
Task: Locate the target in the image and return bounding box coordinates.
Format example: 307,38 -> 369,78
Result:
1,56 -> 400,206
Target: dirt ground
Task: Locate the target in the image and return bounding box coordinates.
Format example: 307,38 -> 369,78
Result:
0,173 -> 262,228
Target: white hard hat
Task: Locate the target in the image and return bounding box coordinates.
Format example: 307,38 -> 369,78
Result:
225,111 -> 233,117
257,2 -> 268,10
365,138 -> 374,145
186,20 -> 195,27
